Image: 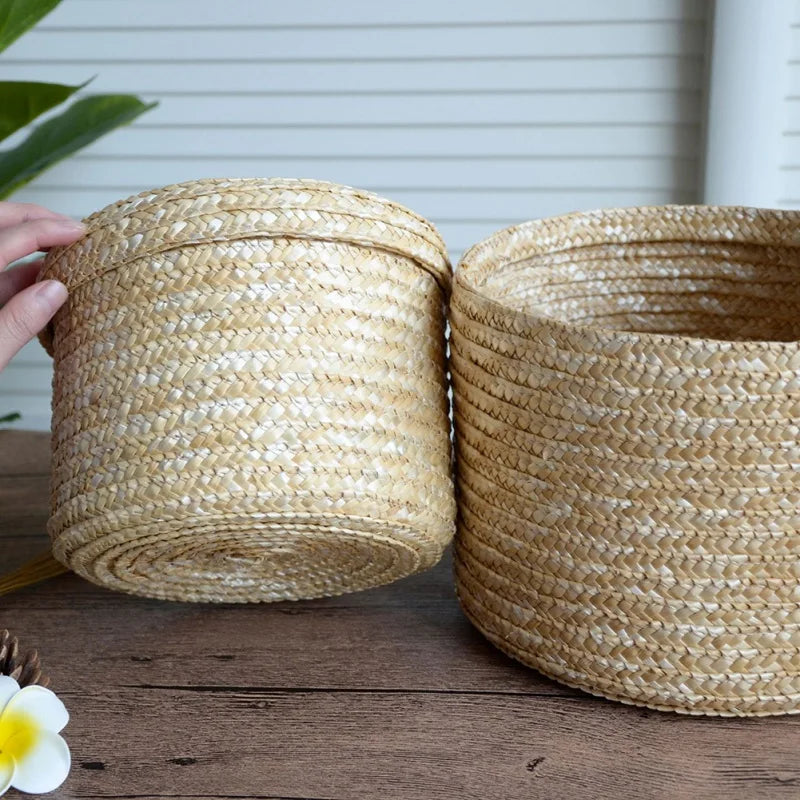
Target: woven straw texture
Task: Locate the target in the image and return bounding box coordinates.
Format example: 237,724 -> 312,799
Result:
39,178 -> 455,603
450,205 -> 800,716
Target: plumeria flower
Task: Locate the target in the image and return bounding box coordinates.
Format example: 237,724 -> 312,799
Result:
0,676 -> 70,795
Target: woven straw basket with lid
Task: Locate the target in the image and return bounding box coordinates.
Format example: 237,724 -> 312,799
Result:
39,178 -> 455,603
450,205 -> 800,716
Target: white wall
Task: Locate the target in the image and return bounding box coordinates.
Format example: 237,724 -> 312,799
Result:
779,0 -> 800,205
1,0 -> 710,430
703,0 -> 794,206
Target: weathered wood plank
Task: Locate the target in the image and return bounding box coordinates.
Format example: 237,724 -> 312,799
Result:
46,688 -> 800,800
0,429 -> 50,476
1,548 -> 573,697
0,474 -> 50,542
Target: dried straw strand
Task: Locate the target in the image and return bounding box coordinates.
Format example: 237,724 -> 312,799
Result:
0,551 -> 68,597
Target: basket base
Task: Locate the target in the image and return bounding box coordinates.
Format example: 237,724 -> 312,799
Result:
454,567 -> 800,718
52,514 -> 445,603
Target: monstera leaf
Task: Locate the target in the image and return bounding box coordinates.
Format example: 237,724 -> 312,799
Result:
0,94 -> 156,197
0,0 -> 60,54
0,80 -> 85,141
0,0 -> 156,199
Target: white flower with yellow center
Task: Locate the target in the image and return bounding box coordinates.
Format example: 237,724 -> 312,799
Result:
0,675 -> 70,795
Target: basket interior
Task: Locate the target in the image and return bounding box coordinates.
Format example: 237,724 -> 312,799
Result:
478,239 -> 800,343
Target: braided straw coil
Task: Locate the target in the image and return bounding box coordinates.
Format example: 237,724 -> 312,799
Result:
451,205 -> 800,716
39,178 -> 455,602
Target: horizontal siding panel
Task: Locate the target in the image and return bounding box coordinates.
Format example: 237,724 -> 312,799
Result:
779,6 -> 800,202
3,341 -> 50,369
0,363 -> 52,390
778,68 -> 800,202
0,346 -> 51,431
0,408 -> 51,432
781,100 -> 800,133
2,57 -> 703,93
18,188 -> 692,223
42,0 -> 707,26
93,91 -> 702,126
7,23 -> 705,61
0,408 -> 50,429
69,125 -> 701,159
35,155 -> 698,191
785,63 -> 800,94
790,25 -> 800,63
1,0 -> 708,430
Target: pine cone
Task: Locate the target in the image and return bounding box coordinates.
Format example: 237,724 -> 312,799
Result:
0,630 -> 48,688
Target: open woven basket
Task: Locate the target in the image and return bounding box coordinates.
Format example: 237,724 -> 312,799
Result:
38,178 -> 456,603
450,205 -> 800,716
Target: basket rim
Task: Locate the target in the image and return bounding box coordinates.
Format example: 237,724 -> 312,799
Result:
456,203 -> 800,355
80,177 -> 446,239
42,176 -> 452,292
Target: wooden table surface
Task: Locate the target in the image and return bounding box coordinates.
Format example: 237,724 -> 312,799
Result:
2,429 -> 799,800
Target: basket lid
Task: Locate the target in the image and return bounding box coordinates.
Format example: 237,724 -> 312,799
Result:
39,178 -> 451,356
40,177 -> 451,294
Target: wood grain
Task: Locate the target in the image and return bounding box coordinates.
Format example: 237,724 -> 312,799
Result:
0,476 -> 50,540
1,432 -> 799,800
0,430 -> 50,476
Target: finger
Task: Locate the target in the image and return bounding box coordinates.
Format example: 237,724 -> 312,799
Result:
0,202 -> 74,229
0,280 -> 67,371
0,217 -> 85,269
0,260 -> 43,306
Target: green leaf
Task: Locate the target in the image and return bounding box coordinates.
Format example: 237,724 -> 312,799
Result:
0,94 -> 157,199
0,0 -> 61,54
0,80 -> 86,143
0,412 -> 21,425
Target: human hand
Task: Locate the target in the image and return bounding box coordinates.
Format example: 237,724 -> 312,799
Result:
0,203 -> 85,371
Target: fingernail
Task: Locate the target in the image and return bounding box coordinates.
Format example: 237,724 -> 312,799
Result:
35,280 -> 68,311
55,218 -> 86,232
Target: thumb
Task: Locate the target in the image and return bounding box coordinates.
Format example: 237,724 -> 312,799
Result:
0,280 -> 67,371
